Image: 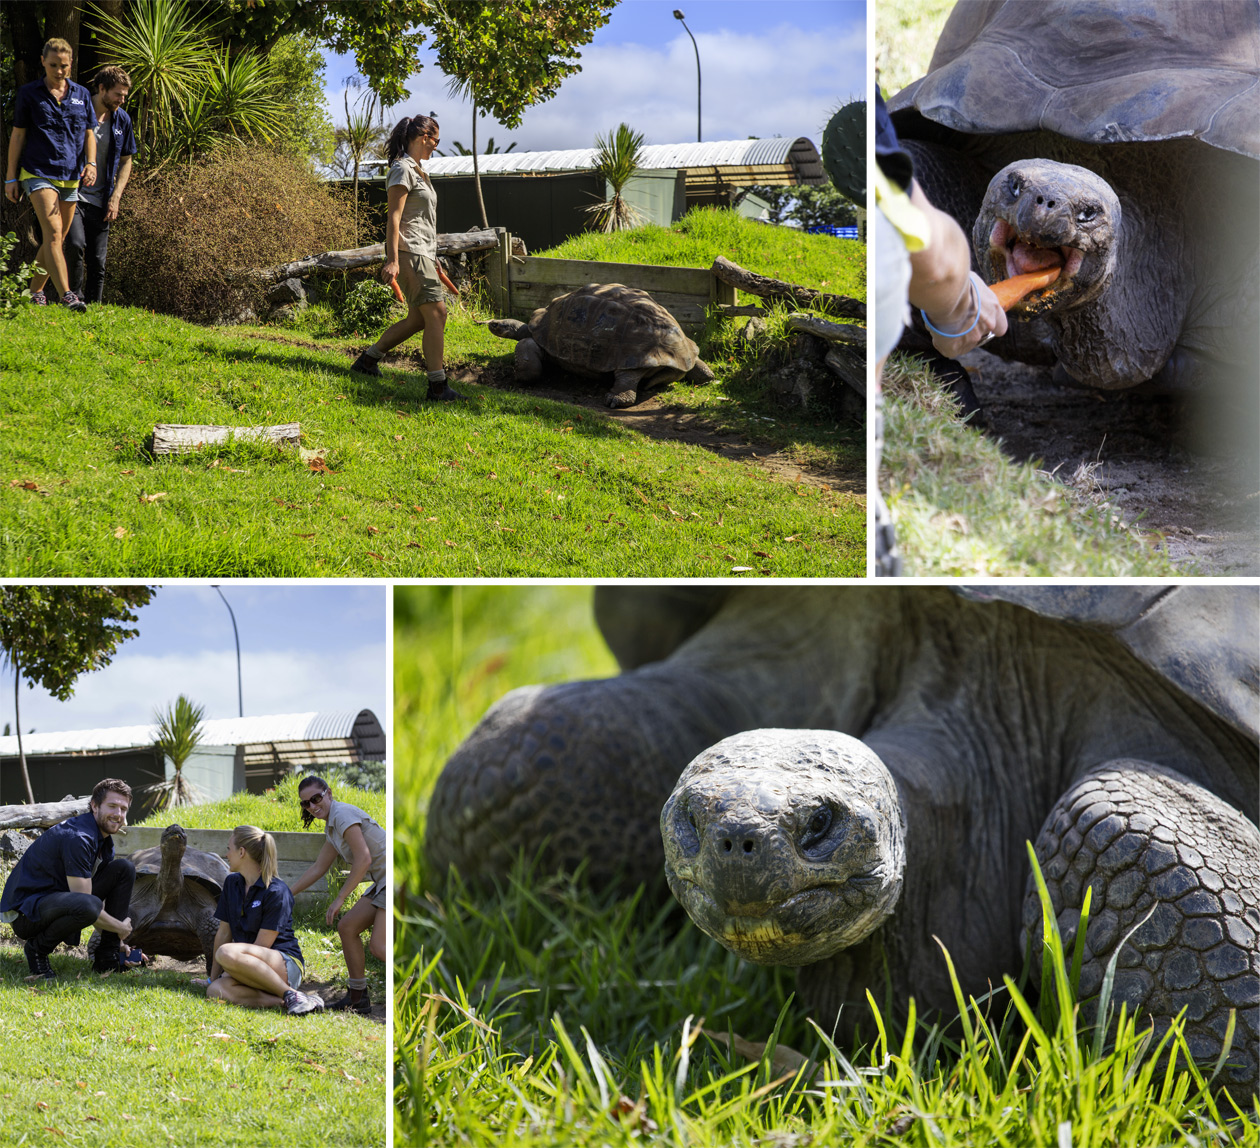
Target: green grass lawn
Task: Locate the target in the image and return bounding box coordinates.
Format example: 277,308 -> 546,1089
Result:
0,211 -> 865,577
881,357 -> 1183,576
0,776 -> 385,1146
394,587 -> 1258,1147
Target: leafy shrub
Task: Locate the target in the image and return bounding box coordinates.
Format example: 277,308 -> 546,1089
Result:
319,760 -> 387,792
335,278 -> 397,336
0,231 -> 39,317
106,143 -> 355,321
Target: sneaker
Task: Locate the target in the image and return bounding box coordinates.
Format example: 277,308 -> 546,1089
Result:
24,941 -> 54,981
61,292 -> 87,313
326,990 -> 372,1015
427,381 -> 466,402
91,945 -> 122,974
350,351 -> 381,376
30,291 -> 47,306
283,988 -> 325,1016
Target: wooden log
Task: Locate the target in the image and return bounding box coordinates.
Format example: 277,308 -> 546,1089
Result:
826,346 -> 866,397
710,255 -> 866,320
253,231 -> 527,282
785,313 -> 866,347
152,423 -> 301,455
0,797 -> 89,831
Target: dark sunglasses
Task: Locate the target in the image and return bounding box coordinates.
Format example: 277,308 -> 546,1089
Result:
300,791 -> 328,809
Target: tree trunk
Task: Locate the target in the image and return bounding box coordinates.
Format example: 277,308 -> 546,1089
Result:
472,104 -> 489,230
41,1 -> 83,78
0,797 -> 91,831
12,654 -> 34,804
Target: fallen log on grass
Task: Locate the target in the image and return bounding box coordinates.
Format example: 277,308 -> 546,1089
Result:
710,255 -> 866,320
784,313 -> 866,348
152,423 -> 300,455
0,797 -> 89,831
253,230 -> 528,282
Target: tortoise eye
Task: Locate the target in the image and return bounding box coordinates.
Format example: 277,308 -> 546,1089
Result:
1076,204 -> 1098,223
800,806 -> 833,849
1008,175 -> 1022,198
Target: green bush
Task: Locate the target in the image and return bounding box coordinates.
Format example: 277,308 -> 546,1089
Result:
335,277 -> 398,336
106,143 -> 355,322
0,231 -> 39,316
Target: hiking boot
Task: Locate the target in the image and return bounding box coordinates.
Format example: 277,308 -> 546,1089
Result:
351,350 -> 381,376
92,944 -> 122,974
283,988 -> 325,1016
427,380 -> 466,402
24,941 -> 54,981
61,292 -> 87,313
30,290 -> 47,306
326,989 -> 372,1015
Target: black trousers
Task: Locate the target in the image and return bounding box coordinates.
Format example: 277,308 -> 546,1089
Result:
10,857 -> 135,955
64,199 -> 112,304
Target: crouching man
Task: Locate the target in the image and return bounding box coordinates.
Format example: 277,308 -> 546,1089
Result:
0,778 -> 139,979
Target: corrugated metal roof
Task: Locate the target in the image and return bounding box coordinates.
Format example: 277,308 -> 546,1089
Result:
0,710 -> 383,757
424,136 -> 821,179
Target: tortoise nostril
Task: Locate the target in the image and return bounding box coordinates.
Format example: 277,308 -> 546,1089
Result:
743,839 -> 754,853
722,838 -> 733,853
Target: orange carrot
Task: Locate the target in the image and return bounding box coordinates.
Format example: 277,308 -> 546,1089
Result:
390,277 -> 405,303
990,267 -> 1061,311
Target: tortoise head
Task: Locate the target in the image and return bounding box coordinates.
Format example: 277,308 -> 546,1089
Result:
157,823 -> 188,895
975,160 -> 1121,315
661,730 -> 906,967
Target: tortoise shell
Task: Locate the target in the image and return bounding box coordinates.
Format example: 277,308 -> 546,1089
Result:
527,283 -> 702,376
890,0 -> 1260,160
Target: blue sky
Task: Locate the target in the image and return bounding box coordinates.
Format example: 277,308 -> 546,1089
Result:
323,0 -> 866,153
2,586 -> 387,737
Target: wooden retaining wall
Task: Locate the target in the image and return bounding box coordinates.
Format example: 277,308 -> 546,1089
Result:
116,826 -> 358,906
485,227 -> 735,332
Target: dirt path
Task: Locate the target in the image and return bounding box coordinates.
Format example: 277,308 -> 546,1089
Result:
962,350 -> 1259,574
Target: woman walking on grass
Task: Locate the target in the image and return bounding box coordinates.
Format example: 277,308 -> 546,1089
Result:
3,37 -> 96,312
351,114 -> 465,401
205,825 -> 324,1016
289,777 -> 386,1015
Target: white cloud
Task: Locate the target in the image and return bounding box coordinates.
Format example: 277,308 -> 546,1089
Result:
7,644 -> 387,735
328,20 -> 865,153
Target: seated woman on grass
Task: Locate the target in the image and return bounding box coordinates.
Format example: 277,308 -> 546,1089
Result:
206,825 -> 324,1016
289,777 -> 386,1015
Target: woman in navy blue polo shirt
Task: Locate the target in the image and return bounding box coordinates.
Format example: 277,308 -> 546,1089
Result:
205,825 -> 324,1015
3,36 -> 96,311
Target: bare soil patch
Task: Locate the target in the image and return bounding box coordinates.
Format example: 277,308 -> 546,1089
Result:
438,358 -> 864,496
961,350 -> 1260,574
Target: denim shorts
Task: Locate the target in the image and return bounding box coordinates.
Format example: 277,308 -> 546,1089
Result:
21,176 -> 79,202
283,954 -> 303,989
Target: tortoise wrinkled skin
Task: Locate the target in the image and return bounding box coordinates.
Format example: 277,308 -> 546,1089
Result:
108,824 -> 228,974
887,0 -> 1260,393
427,586 -> 1260,1099
486,283 -> 715,408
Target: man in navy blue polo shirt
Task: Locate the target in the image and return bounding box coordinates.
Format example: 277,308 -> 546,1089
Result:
3,36 -> 96,311
66,65 -> 137,305
0,778 -> 138,980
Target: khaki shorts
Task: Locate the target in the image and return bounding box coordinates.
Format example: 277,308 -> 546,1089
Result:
399,251 -> 444,306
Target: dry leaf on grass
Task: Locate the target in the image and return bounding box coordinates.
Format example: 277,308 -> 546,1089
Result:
139,492 -> 167,503
114,527 -> 128,539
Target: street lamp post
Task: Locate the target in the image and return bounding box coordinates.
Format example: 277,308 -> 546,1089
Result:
211,585 -> 243,718
673,10 -> 701,143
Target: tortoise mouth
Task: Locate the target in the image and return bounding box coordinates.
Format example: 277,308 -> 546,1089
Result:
666,874 -> 851,966
988,219 -> 1083,308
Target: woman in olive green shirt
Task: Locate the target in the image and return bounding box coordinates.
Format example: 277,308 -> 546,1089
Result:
351,114 -> 464,402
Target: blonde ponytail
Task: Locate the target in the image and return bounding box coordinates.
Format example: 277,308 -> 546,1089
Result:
232,825 -> 278,885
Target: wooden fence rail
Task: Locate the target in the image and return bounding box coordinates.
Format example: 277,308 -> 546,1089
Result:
485,227 -> 735,333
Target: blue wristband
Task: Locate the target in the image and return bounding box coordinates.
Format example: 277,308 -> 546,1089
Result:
921,276 -> 980,339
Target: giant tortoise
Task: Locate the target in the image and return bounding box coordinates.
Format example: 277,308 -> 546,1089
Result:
487,283 -> 716,408
426,586 -> 1260,1097
886,0 -> 1259,398
91,823 -> 229,974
